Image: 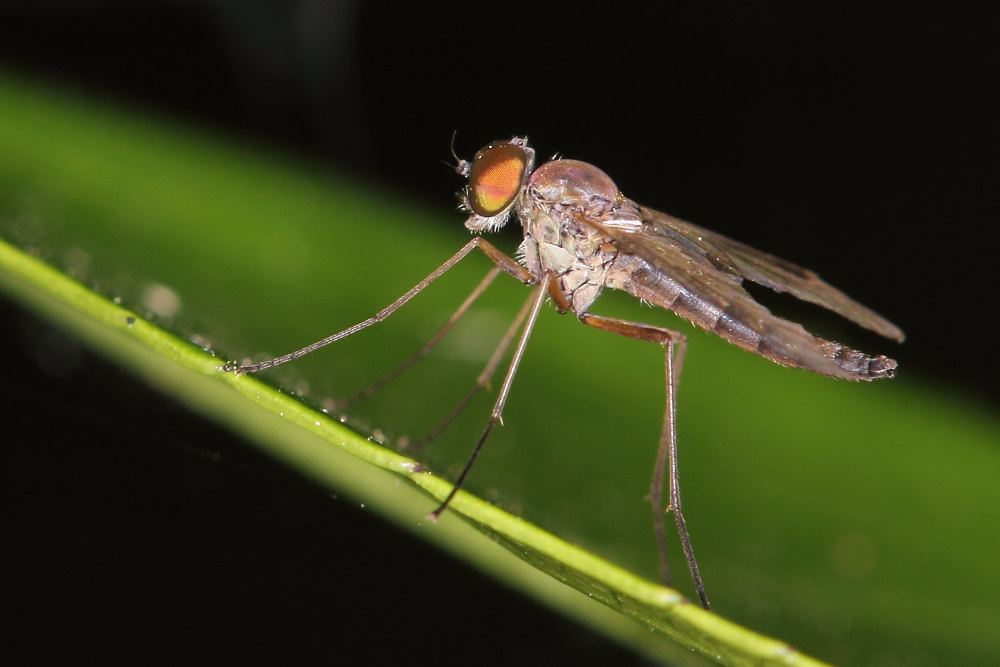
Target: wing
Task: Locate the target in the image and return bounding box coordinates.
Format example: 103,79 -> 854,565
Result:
637,206 -> 905,343
591,203 -> 900,380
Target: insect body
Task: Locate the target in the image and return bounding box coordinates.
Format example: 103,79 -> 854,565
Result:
230,136 -> 903,610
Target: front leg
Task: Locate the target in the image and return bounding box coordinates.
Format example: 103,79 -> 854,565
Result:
579,313 -> 709,610
228,237 -> 534,374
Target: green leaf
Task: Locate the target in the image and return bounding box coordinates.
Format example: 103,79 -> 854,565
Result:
3,70 -> 999,665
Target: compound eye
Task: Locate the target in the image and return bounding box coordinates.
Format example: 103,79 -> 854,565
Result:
467,142 -> 528,217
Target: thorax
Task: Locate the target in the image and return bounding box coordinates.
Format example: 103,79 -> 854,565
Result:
515,159 -> 641,317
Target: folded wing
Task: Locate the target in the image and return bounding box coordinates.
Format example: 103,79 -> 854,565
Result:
592,203 -> 901,380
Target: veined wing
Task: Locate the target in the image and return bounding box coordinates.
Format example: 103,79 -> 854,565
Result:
592,204 -> 899,380
637,206 -> 905,343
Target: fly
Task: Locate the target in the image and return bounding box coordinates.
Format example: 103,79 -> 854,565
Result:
226,136 -> 904,610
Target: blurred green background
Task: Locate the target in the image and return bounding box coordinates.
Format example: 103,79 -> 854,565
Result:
1,4 -> 996,665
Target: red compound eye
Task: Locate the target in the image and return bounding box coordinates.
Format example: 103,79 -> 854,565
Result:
467,142 -> 528,217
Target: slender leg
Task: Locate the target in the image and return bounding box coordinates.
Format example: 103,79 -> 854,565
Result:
428,277 -> 550,519
228,238 -> 533,374
402,287 -> 535,450
580,313 -> 710,610
332,267 -> 501,410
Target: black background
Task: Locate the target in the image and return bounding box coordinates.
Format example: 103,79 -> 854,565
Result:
2,2 -> 993,664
